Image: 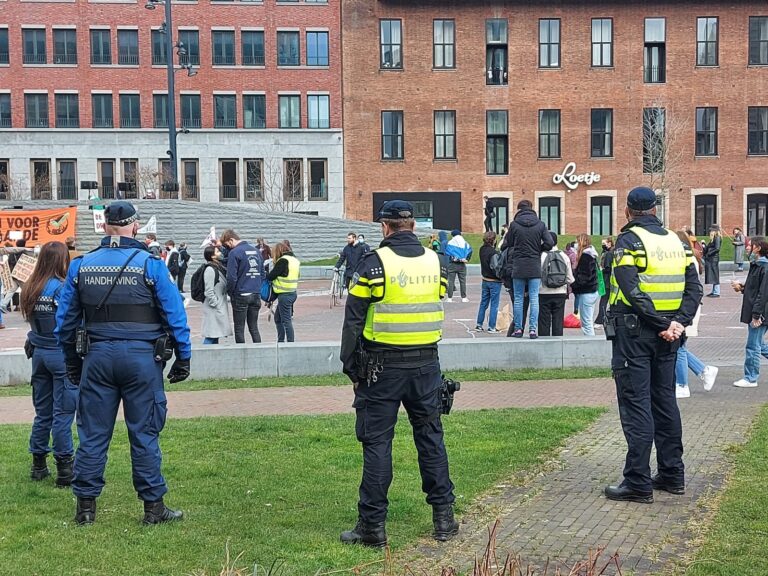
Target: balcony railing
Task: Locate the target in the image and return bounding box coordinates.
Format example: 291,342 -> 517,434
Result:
0,117 -> 11,128
101,185 -> 115,199
245,186 -> 262,201
120,118 -> 141,128
118,53 -> 139,65
182,118 -> 202,129
213,54 -> 236,65
152,54 -> 167,66
309,183 -> 328,201
179,54 -> 200,66
58,180 -> 77,200
219,184 -> 239,201
23,53 -> 46,64
242,54 -> 265,66
283,186 -> 303,201
215,118 -> 236,128
91,54 -> 112,65
644,66 -> 665,83
182,184 -> 199,200
154,118 -> 169,128
26,118 -> 49,128
31,188 -> 53,200
159,187 -> 179,200
93,117 -> 114,128
56,118 -> 80,128
0,52 -> 9,64
53,53 -> 77,65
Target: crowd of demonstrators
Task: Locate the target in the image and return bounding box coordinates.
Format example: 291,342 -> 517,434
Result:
475,231 -> 502,332
571,234 -> 600,336
595,237 -> 614,326
220,229 -> 265,344
267,242 -> 301,343
335,232 -> 369,289
538,233 -> 574,336
732,227 -> 746,272
200,245 -> 232,345
703,224 -> 722,297
445,229 -> 472,302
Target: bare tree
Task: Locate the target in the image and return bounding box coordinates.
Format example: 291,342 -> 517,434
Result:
136,165 -> 159,200
253,154 -> 308,213
0,173 -> 29,201
31,170 -> 52,200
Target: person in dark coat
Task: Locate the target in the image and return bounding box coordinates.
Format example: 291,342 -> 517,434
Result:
500,199 -> 553,338
595,237 -> 614,325
335,232 -> 365,289
483,196 -> 494,232
703,225 -> 722,297
732,237 -> 768,387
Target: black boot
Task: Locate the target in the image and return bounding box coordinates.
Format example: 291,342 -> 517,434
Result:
75,497 -> 96,525
340,519 -> 387,548
30,453 -> 50,481
142,499 -> 183,525
54,455 -> 74,488
432,504 -> 459,542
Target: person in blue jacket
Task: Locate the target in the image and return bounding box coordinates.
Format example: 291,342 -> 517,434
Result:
19,241 -> 77,486
56,201 -> 192,526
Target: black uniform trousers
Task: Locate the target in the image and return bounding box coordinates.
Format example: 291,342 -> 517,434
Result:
611,323 -> 684,492
352,359 -> 455,524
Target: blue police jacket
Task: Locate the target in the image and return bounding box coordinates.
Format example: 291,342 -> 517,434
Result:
27,277 -> 64,349
55,236 -> 192,360
226,241 -> 265,297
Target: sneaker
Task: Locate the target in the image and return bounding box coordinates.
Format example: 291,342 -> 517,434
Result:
675,385 -> 690,399
511,329 -> 523,338
474,325 -> 484,332
701,365 -> 718,391
705,293 -> 720,298
733,378 -> 758,388
461,297 -> 470,303
444,297 -> 453,303
529,331 -> 538,340
487,328 -> 499,333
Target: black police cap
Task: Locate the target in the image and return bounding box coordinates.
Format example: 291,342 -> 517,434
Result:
104,201 -> 139,226
626,187 -> 660,211
376,200 -> 414,221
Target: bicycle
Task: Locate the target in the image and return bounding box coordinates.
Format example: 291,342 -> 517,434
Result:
329,267 -> 345,308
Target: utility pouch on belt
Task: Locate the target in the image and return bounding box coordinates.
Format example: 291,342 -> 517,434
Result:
604,317 -> 616,340
75,327 -> 89,356
154,334 -> 174,362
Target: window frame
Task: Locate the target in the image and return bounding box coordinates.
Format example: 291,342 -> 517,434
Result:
381,110 -> 404,160
92,93 -> 113,128
308,158 -> 328,201
694,194 -> 717,236
25,93 -> 49,128
748,106 -> 768,156
0,93 -> 11,128
590,196 -> 613,236
0,28 -> 8,65
244,158 -> 263,201
90,29 -> 112,65
307,94 -> 330,129
486,109 -> 508,175
55,93 -> 80,128
178,30 -> 200,66
119,93 -> 141,129
749,16 -> 768,66
243,94 -> 266,129
695,106 -> 718,156
117,29 -> 139,65
53,28 -> 77,65
30,158 -> 52,199
538,196 -> 561,234
214,94 -> 237,128
434,110 -> 456,160
696,16 -> 718,67
283,158 -> 303,201
306,31 -> 329,66
643,17 -> 666,83
23,28 -> 47,65
379,19 -> 403,70
181,158 -> 200,201
278,94 -> 301,129
151,29 -> 167,65
277,31 -> 300,66
212,30 -> 235,66
241,30 -> 265,66
97,158 -> 116,199
538,109 -> 561,159
152,93 -> 168,128
591,18 -> 613,67
538,18 -> 561,69
590,108 -> 613,158
433,19 -> 455,69
180,94 -> 202,129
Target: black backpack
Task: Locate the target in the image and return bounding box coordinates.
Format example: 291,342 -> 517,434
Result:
190,263 -> 220,302
490,249 -> 506,279
542,250 -> 568,288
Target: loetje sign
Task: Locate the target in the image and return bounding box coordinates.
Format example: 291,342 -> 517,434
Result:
0,207 -> 78,245
552,162 -> 601,191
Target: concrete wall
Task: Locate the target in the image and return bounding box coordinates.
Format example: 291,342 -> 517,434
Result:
0,336 -> 611,387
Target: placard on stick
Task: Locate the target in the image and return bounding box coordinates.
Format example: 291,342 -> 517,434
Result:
10,254 -> 38,284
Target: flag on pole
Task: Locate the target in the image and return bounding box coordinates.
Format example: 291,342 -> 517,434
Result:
137,215 -> 157,234
201,226 -> 216,248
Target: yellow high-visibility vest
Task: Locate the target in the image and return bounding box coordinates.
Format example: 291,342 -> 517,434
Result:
362,246 -> 444,345
609,226 -> 688,312
273,255 -> 300,294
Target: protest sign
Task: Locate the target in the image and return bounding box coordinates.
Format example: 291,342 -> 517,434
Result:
10,254 -> 37,283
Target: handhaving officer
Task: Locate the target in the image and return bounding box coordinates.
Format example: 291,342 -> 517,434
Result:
605,187 -> 702,503
339,199 -> 458,547
56,201 -> 192,525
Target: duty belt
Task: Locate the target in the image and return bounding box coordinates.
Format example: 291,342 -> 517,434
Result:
366,347 -> 438,363
84,304 -> 161,324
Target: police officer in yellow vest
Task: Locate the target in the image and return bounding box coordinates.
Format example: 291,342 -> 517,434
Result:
339,200 -> 458,547
605,187 -> 702,503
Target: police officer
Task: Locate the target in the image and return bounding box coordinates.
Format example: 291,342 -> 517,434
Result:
339,200 -> 458,547
56,201 -> 192,525
605,187 -> 702,503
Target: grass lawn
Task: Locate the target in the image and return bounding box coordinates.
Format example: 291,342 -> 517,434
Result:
684,406 -> 768,576
0,407 -> 603,576
0,367 -> 612,397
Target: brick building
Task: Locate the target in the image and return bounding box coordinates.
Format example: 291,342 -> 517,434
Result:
342,0 -> 768,236
0,0 -> 342,215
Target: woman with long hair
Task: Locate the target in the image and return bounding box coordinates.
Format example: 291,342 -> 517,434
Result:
267,242 -> 300,342
200,245 -> 232,345
571,233 -> 600,336
733,227 -> 746,272
19,241 -> 77,486
703,225 -> 722,297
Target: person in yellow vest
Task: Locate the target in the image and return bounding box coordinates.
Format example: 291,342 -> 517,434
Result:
266,242 -> 300,343
339,200 -> 458,548
605,187 -> 702,503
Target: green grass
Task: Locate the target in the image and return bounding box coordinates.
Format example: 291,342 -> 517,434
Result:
0,367 -> 612,397
0,407 -> 603,575
684,406 -> 768,576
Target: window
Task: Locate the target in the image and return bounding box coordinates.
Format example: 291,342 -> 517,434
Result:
180,94 -> 201,129
178,30 -> 199,65
277,31 -> 300,66
119,94 -> 141,128
279,95 -> 300,128
53,29 -> 77,64
23,29 -> 46,64
158,159 -> 176,198
0,94 -> 11,128
748,106 -> 768,155
120,159 -> 138,199
25,94 -> 48,128
381,110 -> 404,160
591,196 -> 613,236
591,18 -> 612,67
55,94 -> 79,128
243,94 -> 266,128
182,159 -> 199,200
57,159 -> 77,200
284,159 -> 303,201
749,16 -> 768,65
117,29 -> 139,65
695,107 -> 717,156
539,197 -> 561,234
591,108 -> 613,157
538,109 -> 561,158
486,19 -> 507,85
539,19 -> 560,68
644,18 -> 666,83
153,94 -> 168,128
380,19 -> 402,69
434,110 -> 456,159
643,107 -> 665,174
0,28 -> 8,64
694,194 -> 717,236
242,31 -> 264,66
151,29 -> 167,65
433,19 -> 455,69
90,29 -> 112,65
486,110 -> 508,175
307,94 -> 329,128
212,30 -> 235,65
696,17 -> 718,66
309,159 -> 327,200
306,31 -> 329,66
98,159 -> 116,199
30,159 -> 52,200
747,194 -> 768,236
219,159 -> 239,200
92,94 -> 113,128
214,94 -> 236,128
244,159 -> 262,200
0,160 -> 9,199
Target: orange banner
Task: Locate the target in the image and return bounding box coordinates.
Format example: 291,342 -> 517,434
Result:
0,207 -> 78,246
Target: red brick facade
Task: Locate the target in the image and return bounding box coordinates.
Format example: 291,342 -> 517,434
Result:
342,1 -> 768,237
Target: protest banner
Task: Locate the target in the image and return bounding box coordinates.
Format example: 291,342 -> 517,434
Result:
10,254 -> 37,283
0,207 -> 78,245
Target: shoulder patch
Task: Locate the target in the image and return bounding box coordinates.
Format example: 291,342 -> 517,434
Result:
349,272 -> 360,289
613,248 -> 625,265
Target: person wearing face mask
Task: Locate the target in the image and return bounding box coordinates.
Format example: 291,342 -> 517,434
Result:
200,245 -> 232,345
